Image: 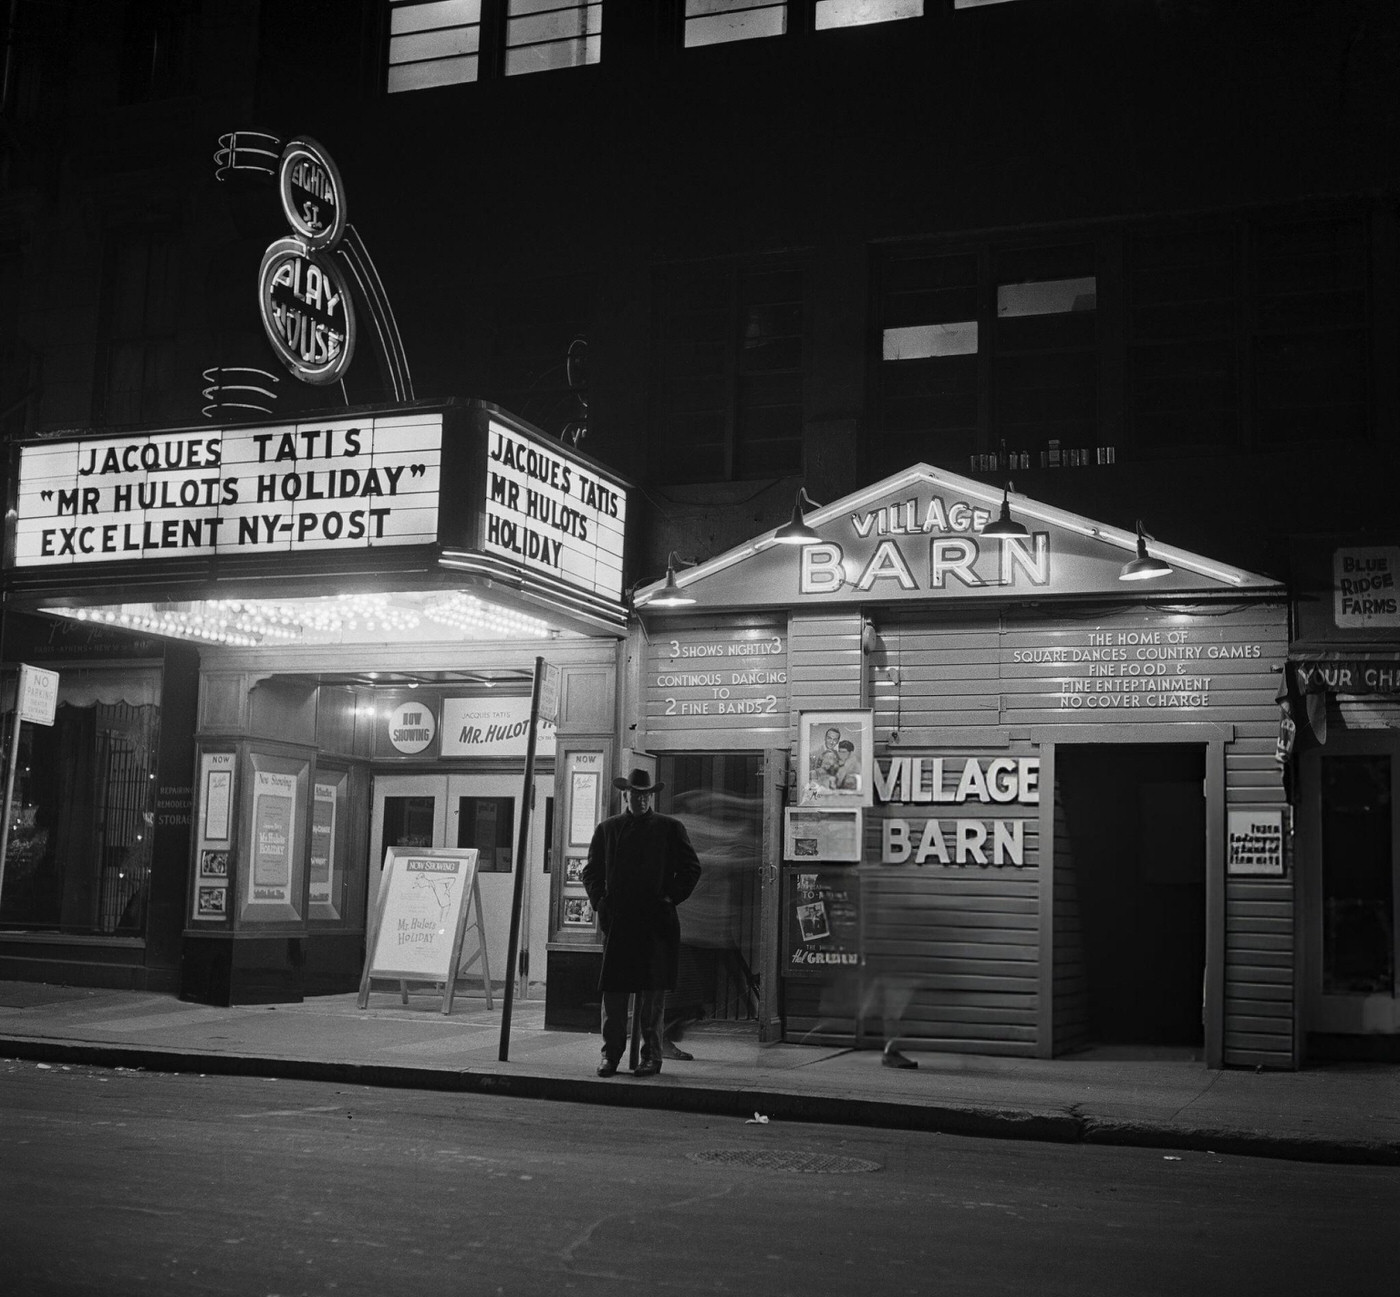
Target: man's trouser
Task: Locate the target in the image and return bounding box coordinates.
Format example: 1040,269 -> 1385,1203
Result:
600,989 -> 665,1066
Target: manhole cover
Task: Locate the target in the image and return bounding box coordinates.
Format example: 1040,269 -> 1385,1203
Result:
687,1150 -> 880,1174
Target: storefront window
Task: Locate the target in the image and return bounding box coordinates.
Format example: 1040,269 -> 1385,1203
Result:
1320,755 -> 1394,994
457,795 -> 515,872
2,698 -> 160,934
379,795 -> 436,864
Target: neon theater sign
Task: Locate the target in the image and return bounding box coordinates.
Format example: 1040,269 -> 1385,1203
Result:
258,137 -> 355,386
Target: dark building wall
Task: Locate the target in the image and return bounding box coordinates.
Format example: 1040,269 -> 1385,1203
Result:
3,1 -> 1398,581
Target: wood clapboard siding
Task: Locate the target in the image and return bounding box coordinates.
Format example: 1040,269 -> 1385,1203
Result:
998,603 -> 1287,731
767,613 -> 863,1046
1004,602 -> 1292,1067
1052,792 -> 1091,1055
788,612 -> 864,720
859,742 -> 1041,1057
781,976 -> 858,1045
860,871 -> 1039,1054
643,595 -> 1296,1062
858,600 -> 1293,1065
1224,879 -> 1297,1066
640,619 -> 789,750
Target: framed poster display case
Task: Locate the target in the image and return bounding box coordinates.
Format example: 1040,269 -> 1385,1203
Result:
549,743 -> 612,944
797,710 -> 873,808
187,741 -> 317,930
783,806 -> 863,863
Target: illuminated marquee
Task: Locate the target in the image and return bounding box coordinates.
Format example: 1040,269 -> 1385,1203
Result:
482,419 -> 625,601
12,413 -> 442,567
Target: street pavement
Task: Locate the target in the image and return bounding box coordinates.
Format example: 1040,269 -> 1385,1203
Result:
1,979 -> 1396,1166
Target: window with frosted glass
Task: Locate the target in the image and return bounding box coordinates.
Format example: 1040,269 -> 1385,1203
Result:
387,0 -> 481,93
815,0 -> 922,31
505,1 -> 601,76
685,1 -> 787,48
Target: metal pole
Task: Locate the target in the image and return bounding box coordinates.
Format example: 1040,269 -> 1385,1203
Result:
498,655 -> 544,1062
0,701 -> 22,909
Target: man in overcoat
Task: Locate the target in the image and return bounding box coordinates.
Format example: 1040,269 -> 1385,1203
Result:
582,768 -> 702,1076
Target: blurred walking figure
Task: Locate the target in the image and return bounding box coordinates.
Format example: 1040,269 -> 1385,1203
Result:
583,769 -> 702,1077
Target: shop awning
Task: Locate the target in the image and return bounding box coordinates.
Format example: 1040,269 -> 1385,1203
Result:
1289,651 -> 1400,697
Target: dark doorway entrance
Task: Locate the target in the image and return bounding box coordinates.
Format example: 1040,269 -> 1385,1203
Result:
657,752 -> 763,1026
1057,744 -> 1206,1047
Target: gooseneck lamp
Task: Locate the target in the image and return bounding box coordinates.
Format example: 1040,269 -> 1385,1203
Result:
1119,520 -> 1174,581
981,483 -> 1030,539
773,487 -> 822,545
644,552 -> 698,607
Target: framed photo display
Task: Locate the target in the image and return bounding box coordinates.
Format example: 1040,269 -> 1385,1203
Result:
784,806 -> 863,863
797,710 -> 873,807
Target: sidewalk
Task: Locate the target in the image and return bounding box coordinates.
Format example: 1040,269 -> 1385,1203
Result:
2,980 -> 1396,1166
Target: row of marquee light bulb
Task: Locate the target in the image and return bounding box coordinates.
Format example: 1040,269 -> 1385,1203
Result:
53,593 -> 554,645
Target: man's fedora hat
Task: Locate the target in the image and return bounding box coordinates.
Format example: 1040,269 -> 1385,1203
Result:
613,767 -> 665,794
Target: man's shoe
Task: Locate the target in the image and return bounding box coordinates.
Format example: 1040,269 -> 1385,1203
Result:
597,1059 -> 619,1077
632,1060 -> 662,1077
882,1048 -> 918,1069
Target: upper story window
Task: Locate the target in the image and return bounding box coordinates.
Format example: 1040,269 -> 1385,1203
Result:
388,0 -> 481,91
877,242 -> 1097,474
118,0 -> 195,104
815,0 -> 922,30
489,274 -> 594,441
684,1 -> 922,48
94,230 -> 181,427
653,260 -> 806,484
387,1 -> 600,93
874,207 -> 1374,479
506,0 -> 601,75
684,1 -> 787,48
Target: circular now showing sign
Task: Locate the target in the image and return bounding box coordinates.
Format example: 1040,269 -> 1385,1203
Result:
258,238 -> 356,385
278,136 -> 347,251
387,700 -> 437,755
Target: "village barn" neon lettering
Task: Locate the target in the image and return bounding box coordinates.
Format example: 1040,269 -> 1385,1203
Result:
875,755 -> 1039,868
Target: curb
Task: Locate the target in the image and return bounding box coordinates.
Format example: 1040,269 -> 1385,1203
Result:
5,1034 -> 1397,1166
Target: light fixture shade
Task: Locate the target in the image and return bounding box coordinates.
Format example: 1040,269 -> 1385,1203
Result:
981,485 -> 1029,539
646,571 -> 696,606
773,487 -> 822,545
1119,522 -> 1173,581
643,552 -> 697,606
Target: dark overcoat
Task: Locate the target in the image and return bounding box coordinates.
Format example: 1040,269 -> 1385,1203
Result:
581,809 -> 702,992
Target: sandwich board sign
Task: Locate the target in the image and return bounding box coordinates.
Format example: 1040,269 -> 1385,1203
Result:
357,846 -> 491,1014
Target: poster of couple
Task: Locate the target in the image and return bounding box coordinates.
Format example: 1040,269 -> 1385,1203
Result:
798,710 -> 873,808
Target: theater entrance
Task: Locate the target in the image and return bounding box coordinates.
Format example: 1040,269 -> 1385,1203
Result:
369,772 -> 553,998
